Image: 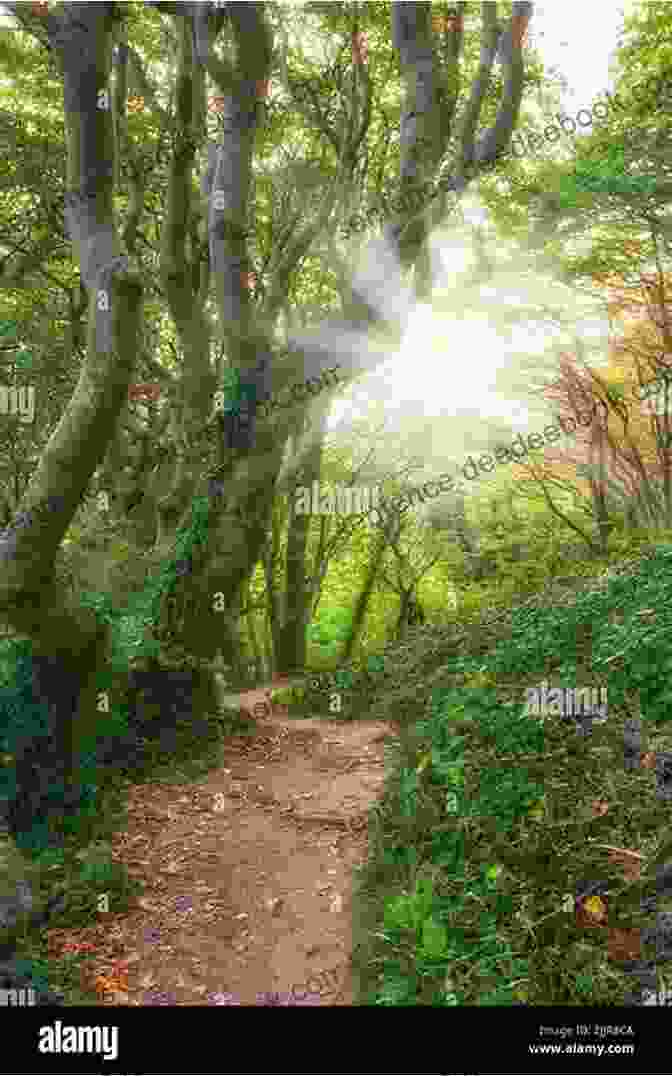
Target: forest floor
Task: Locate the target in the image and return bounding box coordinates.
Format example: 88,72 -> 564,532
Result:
51,683 -> 398,1006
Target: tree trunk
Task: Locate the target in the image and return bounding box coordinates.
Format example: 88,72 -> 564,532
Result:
0,7 -> 143,842
276,495 -> 311,677
240,576 -> 262,682
142,0 -> 533,688
394,591 -> 411,641
341,526 -> 389,665
275,409 -> 328,676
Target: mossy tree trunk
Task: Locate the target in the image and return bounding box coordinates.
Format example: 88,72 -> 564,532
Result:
0,7 -> 143,838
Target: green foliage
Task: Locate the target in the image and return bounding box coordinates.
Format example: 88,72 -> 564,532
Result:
58,844 -> 142,926
307,606 -> 354,657
0,491 -> 217,863
383,876 -> 449,964
76,494 -> 212,672
557,145 -> 658,207
352,538 -> 672,1006
0,319 -> 18,342
3,0 -> 671,1013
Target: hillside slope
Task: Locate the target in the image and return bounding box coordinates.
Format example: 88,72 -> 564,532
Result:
350,543 -> 672,1006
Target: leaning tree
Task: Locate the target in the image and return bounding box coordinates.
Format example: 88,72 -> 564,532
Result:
0,0 -> 534,829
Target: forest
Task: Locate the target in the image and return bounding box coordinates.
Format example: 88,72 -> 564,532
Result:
0,0 -> 671,1036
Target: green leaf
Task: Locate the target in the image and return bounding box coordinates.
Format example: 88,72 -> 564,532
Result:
422,916 -> 448,958
486,863 -> 503,884
411,876 -> 435,928
367,655 -> 385,673
0,320 -> 17,339
334,669 -> 353,689
383,894 -> 414,931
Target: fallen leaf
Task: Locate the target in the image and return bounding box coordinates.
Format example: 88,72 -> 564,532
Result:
93,974 -> 118,999
591,843 -> 645,859
608,927 -> 641,962
607,849 -> 643,883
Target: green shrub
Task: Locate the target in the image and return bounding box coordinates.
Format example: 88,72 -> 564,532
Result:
352,539 -> 672,1007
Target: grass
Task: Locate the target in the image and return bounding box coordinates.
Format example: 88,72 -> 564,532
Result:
348,540 -> 672,1006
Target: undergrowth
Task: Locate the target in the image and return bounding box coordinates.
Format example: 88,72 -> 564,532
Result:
350,542 -> 672,1006
4,519 -> 672,1007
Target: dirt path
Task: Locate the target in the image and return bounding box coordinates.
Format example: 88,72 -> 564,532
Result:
87,684 -> 397,1006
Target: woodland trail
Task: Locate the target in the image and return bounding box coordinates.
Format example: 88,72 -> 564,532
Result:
54,684 -> 398,1006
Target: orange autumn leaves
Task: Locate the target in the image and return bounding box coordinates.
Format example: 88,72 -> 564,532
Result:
49,939 -> 132,1004
89,957 -> 131,1004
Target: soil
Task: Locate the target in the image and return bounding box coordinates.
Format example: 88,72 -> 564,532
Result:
51,682 -> 398,1006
